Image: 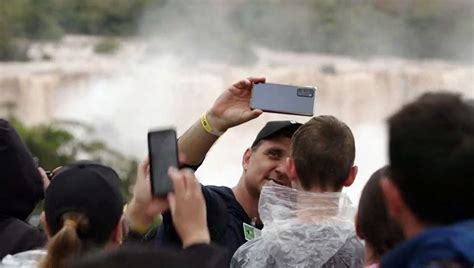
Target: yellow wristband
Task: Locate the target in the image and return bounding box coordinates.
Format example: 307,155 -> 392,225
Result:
200,113 -> 225,136
123,204 -> 150,235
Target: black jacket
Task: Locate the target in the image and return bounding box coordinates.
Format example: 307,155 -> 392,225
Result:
0,119 -> 46,258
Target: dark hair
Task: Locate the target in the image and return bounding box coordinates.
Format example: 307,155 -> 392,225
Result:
357,166 -> 404,262
388,92 -> 474,225
291,115 -> 355,191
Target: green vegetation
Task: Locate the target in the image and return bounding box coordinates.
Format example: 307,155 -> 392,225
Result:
230,0 -> 473,63
0,0 -> 163,60
0,32 -> 29,61
0,0 -> 472,63
7,115 -> 138,200
94,38 -> 121,54
0,0 -> 162,37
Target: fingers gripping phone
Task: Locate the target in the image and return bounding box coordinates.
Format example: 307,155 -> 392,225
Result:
148,129 -> 178,196
33,157 -> 54,180
251,83 -> 316,116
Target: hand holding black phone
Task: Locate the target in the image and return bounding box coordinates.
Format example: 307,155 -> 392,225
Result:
148,128 -> 178,197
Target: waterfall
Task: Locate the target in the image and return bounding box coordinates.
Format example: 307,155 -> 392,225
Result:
1,36 -> 473,203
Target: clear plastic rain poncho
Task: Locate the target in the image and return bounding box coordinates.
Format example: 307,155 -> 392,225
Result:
231,182 -> 364,268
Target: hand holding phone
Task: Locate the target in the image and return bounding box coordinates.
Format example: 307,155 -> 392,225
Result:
167,167 -> 209,247
126,158 -> 171,230
250,83 -> 316,116
207,77 -> 266,132
33,156 -> 55,180
148,128 -> 179,196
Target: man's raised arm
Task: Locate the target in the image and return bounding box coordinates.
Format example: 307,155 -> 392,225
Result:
178,77 -> 265,165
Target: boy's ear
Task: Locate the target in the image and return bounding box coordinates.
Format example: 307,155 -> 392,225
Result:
343,165 -> 358,187
287,157 -> 298,182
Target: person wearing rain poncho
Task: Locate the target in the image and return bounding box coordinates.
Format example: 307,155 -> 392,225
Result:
231,116 -> 364,268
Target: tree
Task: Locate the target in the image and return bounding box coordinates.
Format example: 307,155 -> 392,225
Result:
7,115 -> 137,200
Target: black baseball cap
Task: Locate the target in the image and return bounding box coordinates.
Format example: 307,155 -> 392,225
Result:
45,161 -> 124,244
252,120 -> 302,147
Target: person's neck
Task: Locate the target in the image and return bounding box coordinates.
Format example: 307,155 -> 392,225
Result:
402,215 -> 428,239
293,180 -> 343,193
364,243 -> 379,266
232,176 -> 259,220
291,180 -> 345,219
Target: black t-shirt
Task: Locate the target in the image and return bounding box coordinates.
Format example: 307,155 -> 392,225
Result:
155,185 -> 258,260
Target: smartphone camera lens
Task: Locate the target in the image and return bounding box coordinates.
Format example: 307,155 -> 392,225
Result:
297,87 -> 314,98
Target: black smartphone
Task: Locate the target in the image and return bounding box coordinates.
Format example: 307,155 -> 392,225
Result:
33,156 -> 54,180
250,83 -> 316,116
148,128 -> 178,196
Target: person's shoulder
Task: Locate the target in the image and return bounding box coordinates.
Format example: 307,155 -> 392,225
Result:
339,235 -> 364,255
231,237 -> 269,268
236,236 -> 262,253
346,235 -> 364,251
13,219 -> 47,246
235,237 -> 266,259
202,185 -> 233,198
0,217 -> 46,257
201,185 -> 236,206
333,235 -> 365,267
